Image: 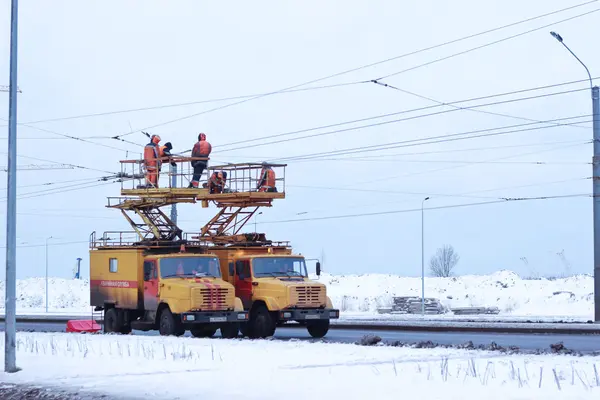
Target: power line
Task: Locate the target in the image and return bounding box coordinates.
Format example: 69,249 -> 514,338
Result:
3,152 -> 118,174
108,2 -> 599,142
260,193 -> 590,225
338,141 -> 589,188
0,117 -> 137,153
287,141 -> 588,198
370,79 -> 589,130
284,139 -> 590,162
0,240 -> 90,249
214,85 -> 592,154
375,6 -> 600,81
0,81 -> 364,127
0,176 -> 107,191
274,115 -> 592,162
0,180 -> 118,202
289,176 -> 588,215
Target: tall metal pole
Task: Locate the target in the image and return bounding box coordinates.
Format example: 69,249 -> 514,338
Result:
421,196 -> 429,315
4,0 -> 19,373
170,163 -> 177,224
593,85 -> 600,322
550,31 -> 600,322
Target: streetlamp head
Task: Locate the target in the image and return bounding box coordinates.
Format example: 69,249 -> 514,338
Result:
550,31 -> 563,43
424,197 -> 430,201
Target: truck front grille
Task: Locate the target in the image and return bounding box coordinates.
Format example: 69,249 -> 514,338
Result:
191,286 -> 232,310
293,286 -> 325,307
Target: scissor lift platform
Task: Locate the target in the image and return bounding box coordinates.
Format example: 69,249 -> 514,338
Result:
111,159 -> 287,244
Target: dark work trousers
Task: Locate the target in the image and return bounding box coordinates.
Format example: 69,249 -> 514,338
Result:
190,160 -> 208,187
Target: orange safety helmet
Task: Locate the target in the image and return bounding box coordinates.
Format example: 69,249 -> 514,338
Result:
198,133 -> 206,141
151,134 -> 161,144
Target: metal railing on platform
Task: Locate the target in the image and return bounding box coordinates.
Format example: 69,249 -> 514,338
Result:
117,157 -> 287,194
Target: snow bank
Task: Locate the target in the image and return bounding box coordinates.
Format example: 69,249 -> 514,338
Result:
0,277 -> 90,314
319,270 -> 594,317
0,270 -> 594,318
1,332 -> 597,399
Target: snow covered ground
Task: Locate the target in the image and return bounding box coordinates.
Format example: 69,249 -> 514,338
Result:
0,332 -> 598,399
0,270 -> 594,321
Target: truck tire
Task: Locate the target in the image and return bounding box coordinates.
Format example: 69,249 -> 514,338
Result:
191,327 -> 217,338
159,308 -> 185,336
249,305 -> 275,339
307,319 -> 330,338
104,308 -> 121,333
220,323 -> 239,339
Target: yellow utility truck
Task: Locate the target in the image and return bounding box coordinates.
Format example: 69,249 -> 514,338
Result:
210,238 -> 339,339
89,236 -> 248,337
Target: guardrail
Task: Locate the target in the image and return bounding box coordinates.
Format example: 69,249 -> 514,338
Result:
2,315 -> 599,335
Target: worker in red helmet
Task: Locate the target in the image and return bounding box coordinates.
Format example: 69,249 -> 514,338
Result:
189,132 -> 212,188
143,134 -> 161,188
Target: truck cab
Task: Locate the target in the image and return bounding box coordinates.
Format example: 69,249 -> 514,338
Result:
212,247 -> 339,338
90,244 -> 248,338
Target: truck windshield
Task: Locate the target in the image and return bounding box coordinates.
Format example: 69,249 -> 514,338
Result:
252,257 -> 307,278
160,257 -> 221,279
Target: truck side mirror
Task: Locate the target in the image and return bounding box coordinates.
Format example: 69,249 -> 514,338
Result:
316,261 -> 321,276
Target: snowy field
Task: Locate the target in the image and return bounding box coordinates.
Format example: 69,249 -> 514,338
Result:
1,332 -> 599,399
0,270 -> 594,321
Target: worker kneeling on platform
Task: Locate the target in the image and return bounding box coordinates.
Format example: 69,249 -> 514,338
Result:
257,163 -> 277,192
205,171 -> 227,194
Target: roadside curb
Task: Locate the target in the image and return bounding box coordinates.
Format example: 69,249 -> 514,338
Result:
3,316 -> 600,335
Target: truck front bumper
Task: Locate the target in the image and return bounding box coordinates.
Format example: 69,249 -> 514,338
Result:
278,308 -> 340,321
181,310 -> 248,324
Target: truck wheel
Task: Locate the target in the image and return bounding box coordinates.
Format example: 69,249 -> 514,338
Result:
159,308 -> 184,336
249,305 -> 275,339
119,325 -> 132,334
307,320 -> 330,338
220,323 -> 239,339
104,308 -> 121,333
191,327 -> 217,338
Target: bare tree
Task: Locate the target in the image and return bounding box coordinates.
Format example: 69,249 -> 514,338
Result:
429,245 -> 459,277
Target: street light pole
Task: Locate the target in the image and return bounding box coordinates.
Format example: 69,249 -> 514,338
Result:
421,196 -> 430,315
4,0 -> 19,373
45,236 -> 53,313
550,31 -> 600,322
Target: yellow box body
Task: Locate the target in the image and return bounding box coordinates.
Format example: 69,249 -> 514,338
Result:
90,249 -> 243,314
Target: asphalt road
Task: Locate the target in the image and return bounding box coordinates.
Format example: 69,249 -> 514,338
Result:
4,321 -> 599,353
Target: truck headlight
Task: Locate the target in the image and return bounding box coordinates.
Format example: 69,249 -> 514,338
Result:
185,315 -> 195,321
237,313 -> 247,320
283,312 -> 292,318
329,311 -> 338,318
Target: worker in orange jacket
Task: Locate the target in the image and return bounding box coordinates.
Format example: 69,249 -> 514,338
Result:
143,134 -> 161,188
189,133 -> 212,188
257,163 -> 276,192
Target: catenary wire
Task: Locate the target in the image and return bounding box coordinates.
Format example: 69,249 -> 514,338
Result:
375,7 -> 600,81
109,2 -> 599,141
273,115 -> 592,162
215,87 -> 592,155
370,80 -> 590,130
259,193 -> 591,225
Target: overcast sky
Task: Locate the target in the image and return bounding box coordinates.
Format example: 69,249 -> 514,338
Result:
1,0 -> 599,280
